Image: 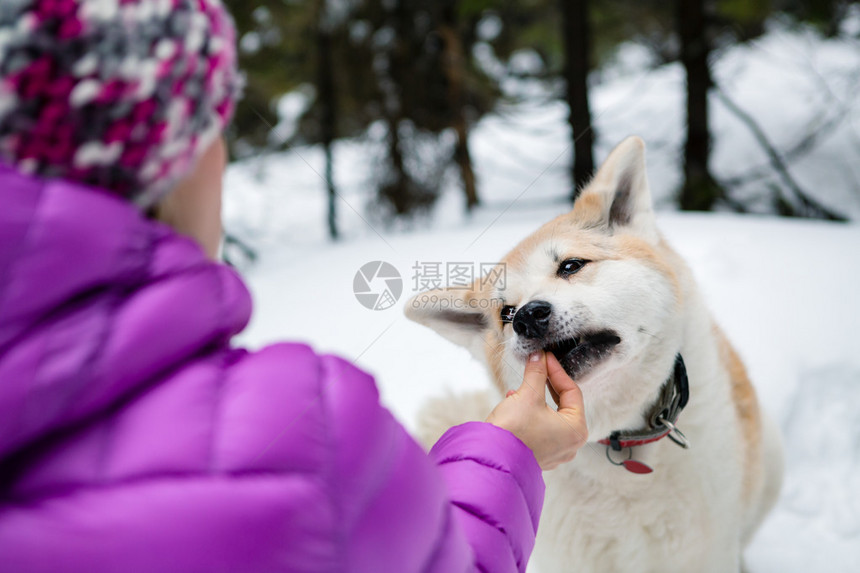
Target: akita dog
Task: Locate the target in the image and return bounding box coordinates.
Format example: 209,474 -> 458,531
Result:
406,137 -> 783,572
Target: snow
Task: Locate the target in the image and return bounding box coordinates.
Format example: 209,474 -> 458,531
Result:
223,19 -> 860,573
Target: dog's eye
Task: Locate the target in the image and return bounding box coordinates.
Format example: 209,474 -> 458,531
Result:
557,258 -> 589,278
500,305 -> 517,324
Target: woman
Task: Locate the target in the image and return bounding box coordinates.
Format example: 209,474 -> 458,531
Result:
0,1 -> 587,571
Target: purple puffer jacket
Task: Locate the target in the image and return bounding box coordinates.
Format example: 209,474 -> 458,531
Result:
0,165 -> 545,572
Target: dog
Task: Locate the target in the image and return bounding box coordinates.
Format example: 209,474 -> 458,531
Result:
405,136 -> 784,572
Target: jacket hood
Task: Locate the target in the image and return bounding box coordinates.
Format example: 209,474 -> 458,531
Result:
0,164 -> 252,460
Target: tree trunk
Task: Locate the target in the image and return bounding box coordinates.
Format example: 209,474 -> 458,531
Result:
377,0 -> 414,216
559,0 -> 595,201
438,5 -> 479,212
317,12 -> 338,239
386,114 -> 411,215
678,0 -> 721,211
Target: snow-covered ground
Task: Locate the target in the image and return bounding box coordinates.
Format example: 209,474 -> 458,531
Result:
223,17 -> 860,573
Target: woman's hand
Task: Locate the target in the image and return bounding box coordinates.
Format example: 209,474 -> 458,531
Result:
485,350 -> 588,470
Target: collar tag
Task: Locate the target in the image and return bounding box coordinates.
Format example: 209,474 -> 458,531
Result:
605,444 -> 654,474
622,459 -> 654,474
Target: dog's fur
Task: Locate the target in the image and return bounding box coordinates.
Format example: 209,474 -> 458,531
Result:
405,137 -> 783,573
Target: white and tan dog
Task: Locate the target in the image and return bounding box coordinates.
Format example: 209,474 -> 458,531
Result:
406,137 -> 783,573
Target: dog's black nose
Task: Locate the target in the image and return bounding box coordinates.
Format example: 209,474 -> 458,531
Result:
513,300 -> 552,339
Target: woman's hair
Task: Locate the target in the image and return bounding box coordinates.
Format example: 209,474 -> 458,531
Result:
0,0 -> 241,207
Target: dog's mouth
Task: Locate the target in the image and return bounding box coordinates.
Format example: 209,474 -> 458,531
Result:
543,330 -> 621,381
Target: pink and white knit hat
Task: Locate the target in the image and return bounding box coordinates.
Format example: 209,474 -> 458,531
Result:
0,0 -> 241,207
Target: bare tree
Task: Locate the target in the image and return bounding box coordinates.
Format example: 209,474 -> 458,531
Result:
677,0 -> 722,211
438,1 -> 479,211
560,0 -> 595,200
374,0 -> 434,216
316,8 -> 339,239
714,85 -> 847,221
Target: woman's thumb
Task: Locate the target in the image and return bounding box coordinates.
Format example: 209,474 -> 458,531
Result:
516,350 -> 548,404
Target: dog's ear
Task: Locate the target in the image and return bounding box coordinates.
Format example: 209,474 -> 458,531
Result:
574,136 -> 658,242
404,285 -> 491,359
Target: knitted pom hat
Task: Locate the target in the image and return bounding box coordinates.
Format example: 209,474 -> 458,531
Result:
0,0 -> 241,208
